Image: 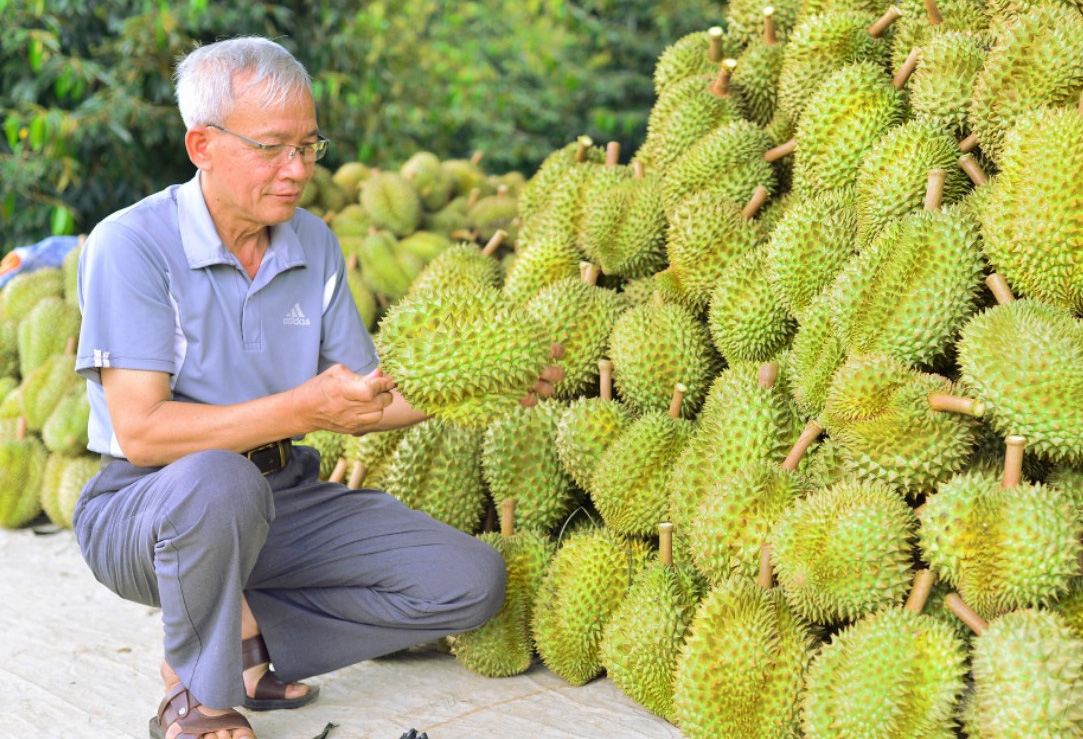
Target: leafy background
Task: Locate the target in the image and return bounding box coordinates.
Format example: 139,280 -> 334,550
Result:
1,0 -> 725,248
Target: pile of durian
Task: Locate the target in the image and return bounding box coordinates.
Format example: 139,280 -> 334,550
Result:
312,0 -> 1083,735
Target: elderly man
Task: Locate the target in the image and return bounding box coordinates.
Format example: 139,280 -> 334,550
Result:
72,37 -> 556,739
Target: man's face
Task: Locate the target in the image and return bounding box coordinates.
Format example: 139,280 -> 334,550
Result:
203,79 -> 320,228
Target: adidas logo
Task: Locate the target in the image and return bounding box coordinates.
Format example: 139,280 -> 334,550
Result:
283,303 -> 311,327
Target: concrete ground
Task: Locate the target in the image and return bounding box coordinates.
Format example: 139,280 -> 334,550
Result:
0,526 -> 685,739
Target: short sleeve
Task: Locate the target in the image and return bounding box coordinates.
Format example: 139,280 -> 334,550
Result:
317,245 -> 380,375
76,220 -> 179,385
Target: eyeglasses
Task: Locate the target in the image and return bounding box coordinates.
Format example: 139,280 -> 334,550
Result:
206,123 -> 330,164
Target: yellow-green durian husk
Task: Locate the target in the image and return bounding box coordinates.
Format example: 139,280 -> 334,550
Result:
0,432 -> 48,528
652,28 -> 744,99
889,0 -> 989,71
342,427 -> 409,490
531,527 -> 653,686
407,241 -> 504,298
909,30 -> 992,139
501,235 -> 582,306
801,606 -> 969,739
18,296 -> 81,379
518,139 -> 607,223
360,171 -> 422,237
301,429 -> 347,481
41,384 -> 91,456
771,480 -> 917,624
731,38 -> 787,126
728,0 -> 803,46
0,267 -> 64,321
640,72 -> 747,172
601,559 -> 707,721
785,292 -> 849,418
554,396 -> 635,493
672,575 -> 818,739
580,168 -> 669,280
401,151 -> 456,212
707,246 -> 797,363
919,470 -> 1083,620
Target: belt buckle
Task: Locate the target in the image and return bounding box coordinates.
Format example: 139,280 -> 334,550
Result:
245,440 -> 289,475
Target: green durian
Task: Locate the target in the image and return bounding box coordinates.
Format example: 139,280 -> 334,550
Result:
301,429 -> 347,481
17,296 -> 81,378
706,246 -> 797,363
578,163 -> 669,279
468,189 -> 519,247
0,419 -> 48,529
731,27 -> 787,126
889,0 -> 989,72
652,27 -> 742,98
785,292 -> 849,418
41,384 -> 90,455
517,137 -> 606,228
20,351 -> 81,432
360,171 -> 422,237
501,236 -> 582,306
406,240 -> 503,298
909,30 -> 992,138
401,151 -> 456,212
0,267 -> 63,321
554,362 -> 636,493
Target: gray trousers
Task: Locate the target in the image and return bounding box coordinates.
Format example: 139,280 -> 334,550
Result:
71,444 -> 506,710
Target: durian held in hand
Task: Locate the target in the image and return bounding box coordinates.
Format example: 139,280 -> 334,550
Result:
375,282 -> 565,428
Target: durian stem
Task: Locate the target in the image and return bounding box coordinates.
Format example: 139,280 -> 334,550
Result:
742,185 -> 770,219
708,26 -> 725,62
328,456 -> 348,484
1078,89 -> 1083,114
322,211 -> 336,225
633,160 -> 646,179
669,383 -> 688,420
575,136 -> 594,163
606,141 -> 621,167
892,47 -> 921,89
758,362 -> 779,389
347,253 -> 359,271
598,359 -> 614,400
985,273 -> 1016,305
958,153 -> 988,186
958,132 -> 980,153
710,59 -> 737,98
348,460 -> 367,489
905,569 -> 937,614
782,419 -> 824,471
500,498 -> 516,538
928,392 -> 985,417
924,0 -> 943,25
764,138 -> 796,162
496,184 -> 509,198
467,187 -> 482,209
581,262 -> 601,286
1002,435 -> 1026,489
764,7 -> 778,45
659,522 -> 674,567
482,230 -> 507,256
451,228 -> 479,242
867,6 -> 903,37
924,168 -> 947,211
944,593 -> 987,635
757,544 -> 774,589
65,335 -> 77,356
15,415 -> 27,441
470,150 -> 485,166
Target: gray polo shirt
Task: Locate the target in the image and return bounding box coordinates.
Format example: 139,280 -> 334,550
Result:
76,173 -> 378,457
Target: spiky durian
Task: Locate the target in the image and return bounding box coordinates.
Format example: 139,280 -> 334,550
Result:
731,16 -> 787,126
341,427 -> 409,490
578,162 -> 669,279
501,235 -> 582,306
360,171 -> 422,236
771,480 -> 917,624
728,0 -> 802,46
375,285 -> 552,429
652,27 -> 742,98
909,30 -> 991,138
518,137 -> 607,223
531,527 -> 653,686
889,0 -> 989,72
18,296 -> 81,378
707,246 -> 797,363
407,239 -> 504,298
0,418 -> 47,529
0,267 -> 63,321
785,293 -> 849,418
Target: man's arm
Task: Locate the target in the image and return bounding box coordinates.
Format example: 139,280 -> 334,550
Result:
102,363 -> 395,467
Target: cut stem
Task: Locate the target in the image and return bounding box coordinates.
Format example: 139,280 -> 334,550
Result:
924,168 -> 947,211
944,593 -> 988,635
764,138 -> 796,162
575,136 -> 594,163
581,262 -> 601,286
710,59 -> 738,98
958,153 -> 988,186
905,569 -> 937,614
924,0 -> 943,24
598,359 -> 614,401
764,6 -> 778,45
467,187 -> 482,209
481,230 -> 507,256
669,383 -> 688,420
348,460 -> 366,489
470,150 -> 485,166
659,522 -> 674,567
708,26 -> 725,62
328,456 -> 348,484
742,185 -> 770,219
928,392 -> 985,417
782,419 -> 824,471
958,132 -> 980,153
985,273 -> 1016,305
868,7 -> 903,37
606,141 -> 621,167
893,47 -> 921,89
758,543 -> 774,589
758,361 -> 779,389
633,160 -> 646,179
501,498 -> 516,538
1002,435 -> 1026,489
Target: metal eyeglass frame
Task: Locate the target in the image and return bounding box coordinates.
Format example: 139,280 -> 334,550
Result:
206,123 -> 330,163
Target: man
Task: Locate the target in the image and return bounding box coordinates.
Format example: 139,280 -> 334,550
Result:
72,37 -> 558,739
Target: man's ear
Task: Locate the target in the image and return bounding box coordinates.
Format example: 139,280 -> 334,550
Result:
185,127 -> 213,171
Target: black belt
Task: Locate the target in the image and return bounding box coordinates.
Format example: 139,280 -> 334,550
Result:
244,439 -> 292,475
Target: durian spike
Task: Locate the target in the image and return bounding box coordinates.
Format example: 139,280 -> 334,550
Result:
924,0 -> 944,25
659,522 -> 675,567
501,498 -> 516,538
928,392 -> 985,417
581,262 -> 601,286
470,150 -> 485,165
669,383 -> 688,419
606,141 -> 621,167
958,153 -> 988,186
905,569 -> 937,614
15,415 -> 27,442
328,456 -> 348,484
924,168 -> 947,211
958,133 -> 980,153
64,335 -> 77,355
467,187 -> 482,209
481,229 -> 507,256
708,26 -> 725,62
757,544 -> 774,589
633,160 -> 646,179
985,273 -> 1016,305
575,136 -> 594,163
868,6 -> 903,37
782,419 -> 824,471
758,361 -> 779,389
348,460 -> 367,489
944,593 -> 988,635
710,59 -> 738,98
741,185 -> 770,219
764,7 -> 778,45
764,138 -> 796,162
598,359 -> 614,400
892,47 -> 921,89
347,253 -> 360,270
1002,435 -> 1026,489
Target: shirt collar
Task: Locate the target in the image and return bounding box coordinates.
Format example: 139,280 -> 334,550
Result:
177,172 -> 308,273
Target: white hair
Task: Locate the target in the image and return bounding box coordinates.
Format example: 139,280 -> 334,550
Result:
174,37 -> 312,129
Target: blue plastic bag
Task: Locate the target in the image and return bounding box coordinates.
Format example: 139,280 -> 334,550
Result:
0,234 -> 82,290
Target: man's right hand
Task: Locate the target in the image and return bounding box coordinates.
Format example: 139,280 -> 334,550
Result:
295,364 -> 396,435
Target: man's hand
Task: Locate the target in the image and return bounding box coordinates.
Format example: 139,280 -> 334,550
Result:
521,343 -> 566,407
295,364 -> 397,434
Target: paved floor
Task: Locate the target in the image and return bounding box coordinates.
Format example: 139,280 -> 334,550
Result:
0,526 -> 685,739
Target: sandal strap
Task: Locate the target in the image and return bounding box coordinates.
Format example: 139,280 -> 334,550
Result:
251,669 -> 290,701
241,634 -> 271,670
157,682 -> 252,738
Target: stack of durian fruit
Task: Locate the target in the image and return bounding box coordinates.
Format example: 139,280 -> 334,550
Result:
322,0 -> 1083,735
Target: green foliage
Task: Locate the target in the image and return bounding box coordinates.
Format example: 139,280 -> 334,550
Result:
1,0 -> 726,248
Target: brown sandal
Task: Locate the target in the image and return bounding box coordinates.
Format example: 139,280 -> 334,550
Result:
148,682 -> 253,739
242,635 -> 319,711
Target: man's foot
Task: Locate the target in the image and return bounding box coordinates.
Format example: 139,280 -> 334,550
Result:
241,634 -> 319,711
155,664 -> 255,739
